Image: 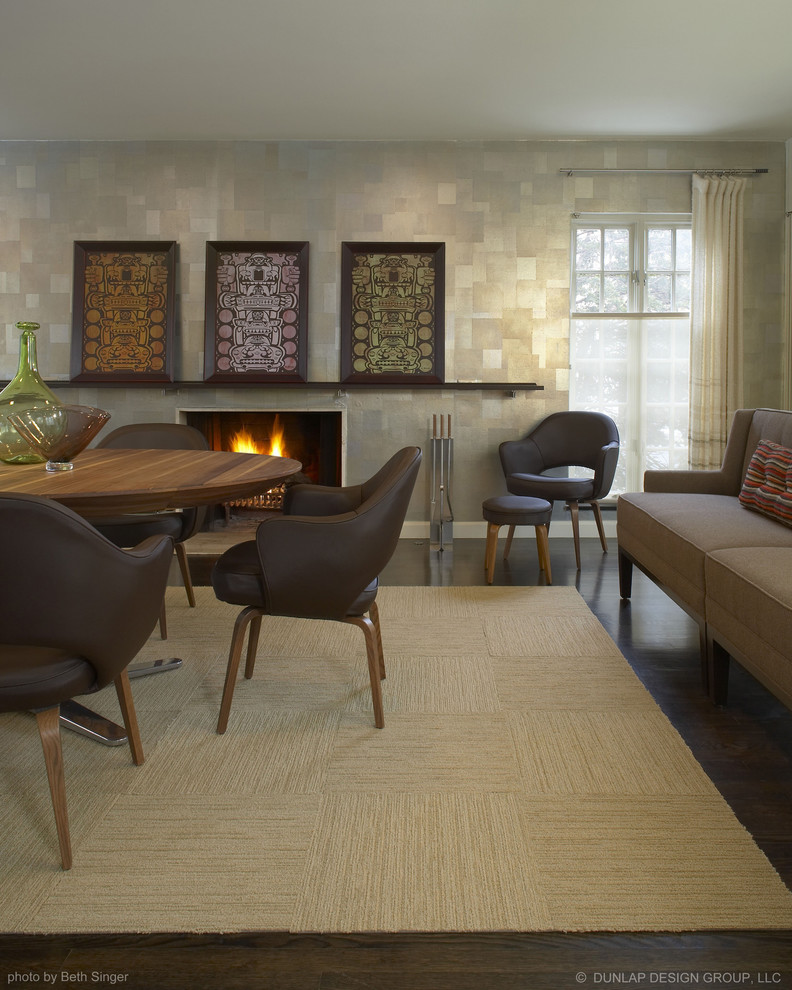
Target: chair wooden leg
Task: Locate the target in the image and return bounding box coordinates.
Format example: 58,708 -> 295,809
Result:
175,542 -> 196,608
568,501 -> 582,570
590,500 -> 609,553
115,670 -> 144,766
369,600 -> 386,679
217,606 -> 261,734
345,614 -> 385,728
35,706 -> 72,870
534,524 -> 552,584
244,614 -> 262,679
503,524 -> 516,562
484,521 -> 500,584
158,601 -> 167,640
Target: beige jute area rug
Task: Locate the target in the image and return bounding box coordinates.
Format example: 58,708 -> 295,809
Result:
2,584 -> 792,934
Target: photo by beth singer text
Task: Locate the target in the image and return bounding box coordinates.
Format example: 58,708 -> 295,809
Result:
5,973 -> 129,985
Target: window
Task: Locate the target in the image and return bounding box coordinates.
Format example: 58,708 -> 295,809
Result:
570,215 -> 691,496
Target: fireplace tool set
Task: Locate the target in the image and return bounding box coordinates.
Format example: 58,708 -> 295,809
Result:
430,413 -> 454,552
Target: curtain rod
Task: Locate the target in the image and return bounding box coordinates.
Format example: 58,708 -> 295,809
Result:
559,168 -> 768,176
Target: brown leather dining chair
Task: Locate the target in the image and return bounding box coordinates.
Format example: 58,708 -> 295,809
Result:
499,410 -> 620,570
91,422 -> 210,637
0,493 -> 173,869
211,446 -> 422,732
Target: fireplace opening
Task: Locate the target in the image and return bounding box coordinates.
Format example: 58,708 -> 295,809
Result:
184,409 -> 343,523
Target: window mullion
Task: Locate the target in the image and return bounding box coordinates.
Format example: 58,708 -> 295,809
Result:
633,222 -> 644,312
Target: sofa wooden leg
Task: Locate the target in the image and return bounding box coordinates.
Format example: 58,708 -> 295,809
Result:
708,634 -> 731,706
617,550 -> 633,599
699,623 -> 710,695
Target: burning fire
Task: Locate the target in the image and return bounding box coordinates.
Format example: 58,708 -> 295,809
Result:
230,416 -> 286,457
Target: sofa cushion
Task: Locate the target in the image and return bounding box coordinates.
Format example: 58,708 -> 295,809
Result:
617,492 -> 792,617
705,547 -> 792,710
739,439 -> 792,528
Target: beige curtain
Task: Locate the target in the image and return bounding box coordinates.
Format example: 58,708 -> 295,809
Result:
689,173 -> 746,469
785,210 -> 792,409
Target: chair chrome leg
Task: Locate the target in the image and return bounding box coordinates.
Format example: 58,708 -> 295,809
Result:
60,653 -> 183,746
59,700 -> 128,746
127,657 -> 184,679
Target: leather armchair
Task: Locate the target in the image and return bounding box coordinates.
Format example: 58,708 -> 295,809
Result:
0,493 -> 173,869
91,422 -> 210,636
499,410 -> 619,569
211,446 -> 422,731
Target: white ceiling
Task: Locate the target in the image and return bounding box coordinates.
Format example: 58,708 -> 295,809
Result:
2,0 -> 792,143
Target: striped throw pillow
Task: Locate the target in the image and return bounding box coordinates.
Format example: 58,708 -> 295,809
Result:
739,439 -> 792,527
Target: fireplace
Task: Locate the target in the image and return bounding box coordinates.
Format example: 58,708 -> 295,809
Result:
182,408 -> 343,517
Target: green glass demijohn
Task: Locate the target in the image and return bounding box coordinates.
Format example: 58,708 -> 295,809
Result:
0,322 -> 63,464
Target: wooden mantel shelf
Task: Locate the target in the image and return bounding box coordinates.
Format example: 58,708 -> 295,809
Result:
33,380 -> 544,394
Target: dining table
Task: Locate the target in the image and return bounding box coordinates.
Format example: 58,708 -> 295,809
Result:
0,446 -> 302,516
0,445 -> 303,744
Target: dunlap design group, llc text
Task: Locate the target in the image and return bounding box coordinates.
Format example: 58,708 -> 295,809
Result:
579,974 -> 785,985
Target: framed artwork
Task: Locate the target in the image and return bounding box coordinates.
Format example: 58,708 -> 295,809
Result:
340,242 -> 445,384
204,241 -> 309,383
70,241 -> 176,383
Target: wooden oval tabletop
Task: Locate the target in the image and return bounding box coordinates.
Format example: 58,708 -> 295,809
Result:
0,447 -> 303,516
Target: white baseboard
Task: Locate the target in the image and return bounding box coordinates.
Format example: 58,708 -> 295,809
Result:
401,518 -> 617,540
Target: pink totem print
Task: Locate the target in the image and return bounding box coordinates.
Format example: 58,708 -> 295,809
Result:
214,251 -> 302,374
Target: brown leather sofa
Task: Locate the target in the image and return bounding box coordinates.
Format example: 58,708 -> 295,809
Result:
617,408 -> 792,710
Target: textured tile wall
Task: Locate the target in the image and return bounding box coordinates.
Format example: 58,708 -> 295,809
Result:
0,139 -> 786,527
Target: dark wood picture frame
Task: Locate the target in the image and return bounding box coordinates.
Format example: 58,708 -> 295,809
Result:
204,241 -> 309,383
70,241 -> 176,383
340,242 -> 445,384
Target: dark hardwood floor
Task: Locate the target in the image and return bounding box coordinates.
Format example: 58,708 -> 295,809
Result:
2,537 -> 792,988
